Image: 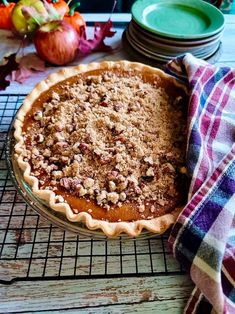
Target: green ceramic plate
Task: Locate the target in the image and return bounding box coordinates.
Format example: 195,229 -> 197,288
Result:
131,0 -> 224,39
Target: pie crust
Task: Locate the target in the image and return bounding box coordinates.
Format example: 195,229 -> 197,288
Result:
14,60 -> 188,237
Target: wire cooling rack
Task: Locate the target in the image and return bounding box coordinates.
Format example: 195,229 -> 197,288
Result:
0,94 -> 184,284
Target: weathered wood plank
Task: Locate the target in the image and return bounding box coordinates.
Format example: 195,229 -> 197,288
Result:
8,299 -> 189,314
0,275 -> 193,313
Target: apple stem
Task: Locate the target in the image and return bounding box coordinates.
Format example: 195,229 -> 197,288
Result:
68,2 -> 80,16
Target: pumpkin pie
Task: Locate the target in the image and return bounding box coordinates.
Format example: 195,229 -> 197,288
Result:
14,61 -> 189,237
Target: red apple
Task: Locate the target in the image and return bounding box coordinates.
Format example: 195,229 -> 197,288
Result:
34,20 -> 79,66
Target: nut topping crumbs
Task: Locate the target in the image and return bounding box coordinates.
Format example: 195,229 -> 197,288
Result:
108,180 -> 116,192
146,167 -> 154,177
119,192 -> 126,201
144,156 -> 154,165
23,71 -> 187,216
52,170 -> 63,179
34,111 -> 43,120
138,204 -> 145,213
107,192 -> 119,204
83,178 -> 95,188
35,134 -> 44,143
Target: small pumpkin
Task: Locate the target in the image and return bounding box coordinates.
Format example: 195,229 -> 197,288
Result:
47,0 -> 69,17
63,3 -> 85,35
0,0 -> 15,30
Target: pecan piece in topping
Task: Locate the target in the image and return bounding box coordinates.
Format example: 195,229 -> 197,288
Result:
100,101 -> 108,107
61,156 -> 70,163
54,132 -> 65,142
46,138 -> 54,147
32,147 -> 40,156
60,177 -> 70,190
73,142 -> 81,153
74,154 -> 83,162
35,134 -> 44,143
52,170 -> 63,179
66,124 -> 74,132
100,154 -> 113,165
156,198 -> 167,207
118,180 -> 128,191
107,171 -> 118,181
79,143 -> 90,155
54,121 -> 64,132
55,141 -> 69,150
60,177 -> 81,191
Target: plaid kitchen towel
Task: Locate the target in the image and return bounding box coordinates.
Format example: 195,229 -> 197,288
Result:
166,54 -> 235,314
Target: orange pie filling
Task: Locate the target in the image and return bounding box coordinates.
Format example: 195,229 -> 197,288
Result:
20,68 -> 188,223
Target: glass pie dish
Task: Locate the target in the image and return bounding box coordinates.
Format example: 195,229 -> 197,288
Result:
6,121 -> 161,240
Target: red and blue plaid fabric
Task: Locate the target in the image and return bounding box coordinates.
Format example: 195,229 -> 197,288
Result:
166,54 -> 235,314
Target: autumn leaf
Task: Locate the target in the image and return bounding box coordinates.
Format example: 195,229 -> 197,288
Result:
42,0 -> 61,19
0,53 -> 19,91
11,53 -> 46,84
21,0 -> 61,27
79,19 -> 116,54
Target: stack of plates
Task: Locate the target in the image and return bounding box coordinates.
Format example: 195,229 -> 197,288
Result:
124,0 -> 225,62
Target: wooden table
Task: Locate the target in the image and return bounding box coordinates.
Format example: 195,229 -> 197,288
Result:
0,14 -> 234,314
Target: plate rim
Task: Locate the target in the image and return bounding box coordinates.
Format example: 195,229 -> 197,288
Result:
124,29 -> 222,62
131,0 -> 225,39
128,23 -> 222,53
129,19 -> 224,46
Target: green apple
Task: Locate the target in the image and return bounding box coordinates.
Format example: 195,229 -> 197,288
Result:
11,0 -> 47,36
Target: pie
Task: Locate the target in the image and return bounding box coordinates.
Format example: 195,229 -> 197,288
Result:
14,60 -> 189,237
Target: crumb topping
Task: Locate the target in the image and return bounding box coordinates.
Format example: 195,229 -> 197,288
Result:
22,70 -> 187,216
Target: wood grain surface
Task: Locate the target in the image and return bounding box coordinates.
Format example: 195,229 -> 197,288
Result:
0,275 -> 193,313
